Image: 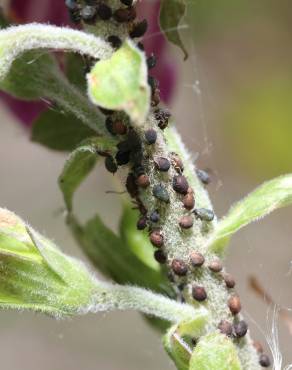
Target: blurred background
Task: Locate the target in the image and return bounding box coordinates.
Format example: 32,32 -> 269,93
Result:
0,0 -> 292,369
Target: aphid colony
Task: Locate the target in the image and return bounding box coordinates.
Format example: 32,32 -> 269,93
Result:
64,1 -> 271,367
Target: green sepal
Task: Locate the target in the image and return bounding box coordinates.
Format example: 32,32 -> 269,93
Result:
87,40 -> 150,125
31,109 -> 95,152
189,333 -> 242,370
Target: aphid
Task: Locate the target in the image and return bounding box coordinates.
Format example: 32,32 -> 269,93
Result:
208,258 -> 223,273
179,215 -> 194,229
112,120 -> 127,135
171,259 -> 188,276
228,295 -> 242,315
97,3 -> 112,20
145,128 -> 157,145
154,249 -> 167,264
234,320 -> 248,338
154,108 -> 171,130
116,150 -> 131,166
137,217 -> 147,230
120,0 -> 133,5
154,157 -> 170,172
149,229 -> 164,248
173,175 -> 189,195
136,174 -> 150,188
259,354 -> 271,367
129,19 -> 148,38
114,7 -> 136,22
137,42 -> 145,51
182,193 -> 195,210
192,285 -> 207,302
223,273 -> 236,289
148,76 -> 159,93
171,152 -> 184,173
190,251 -> 205,267
151,89 -> 160,107
126,173 -> 138,197
107,35 -> 122,49
147,54 -> 157,69
81,5 -> 97,23
196,169 -> 211,185
218,320 -> 233,337
150,210 -> 160,223
193,208 -> 214,222
104,156 -> 117,174
153,184 -> 170,203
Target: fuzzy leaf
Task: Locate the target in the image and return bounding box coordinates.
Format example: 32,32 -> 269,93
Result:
160,0 -> 188,60
87,40 -> 150,125
31,109 -> 95,152
189,333 -> 242,370
208,174 -> 292,254
0,208 -> 97,317
59,138 -> 115,212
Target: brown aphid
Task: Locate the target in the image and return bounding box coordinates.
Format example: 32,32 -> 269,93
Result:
171,152 -> 184,173
112,120 -> 127,135
149,229 -> 164,248
136,174 -> 150,188
126,173 -> 138,197
183,192 -> 195,210
154,157 -> 170,172
114,6 -> 136,22
234,320 -> 248,338
218,320 -> 233,337
223,273 -> 236,289
228,295 -> 242,315
190,251 -> 205,267
208,258 -> 223,273
179,215 -> 194,229
154,249 -> 167,264
259,354 -> 271,368
129,19 -> 148,38
151,89 -> 160,106
192,285 -> 207,302
173,175 -> 189,195
137,217 -> 147,230
253,341 -> 264,354
171,259 -> 188,276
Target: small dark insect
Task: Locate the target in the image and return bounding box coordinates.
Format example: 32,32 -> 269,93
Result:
192,285 -> 207,302
154,249 -> 167,264
114,7 -> 136,22
222,273 -> 236,289
115,150 -> 131,166
151,89 -> 161,107
154,157 -> 170,172
153,184 -> 170,203
130,19 -> 148,38
196,169 -> 211,185
112,120 -> 127,135
136,174 -> 150,188
126,173 -> 138,197
171,152 -> 184,173
228,295 -> 242,315
259,354 -> 271,368
81,5 -> 97,23
218,320 -> 233,337
150,229 -> 164,248
137,42 -> 145,51
154,108 -> 171,130
137,217 -> 147,230
171,259 -> 188,276
104,156 -> 118,174
150,210 -> 160,223
97,3 -> 112,20
234,320 -> 248,338
145,128 -> 157,145
179,215 -> 194,229
193,208 -> 214,222
147,54 -> 157,69
190,251 -> 205,267
120,0 -> 133,5
208,258 -> 223,273
148,76 -> 159,93
182,193 -> 195,210
173,175 -> 189,195
107,35 -> 122,49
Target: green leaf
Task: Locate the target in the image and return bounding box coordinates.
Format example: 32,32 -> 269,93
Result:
59,138 -> 115,212
160,0 -> 188,60
31,109 -> 95,152
65,53 -> 87,93
120,206 -> 160,271
87,40 -> 150,125
208,174 -> 292,254
189,333 -> 242,370
0,208 -> 97,317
